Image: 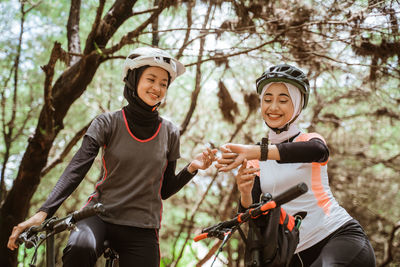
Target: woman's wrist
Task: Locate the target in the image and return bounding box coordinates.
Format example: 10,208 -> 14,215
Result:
34,211 -> 48,223
187,163 -> 197,174
245,145 -> 261,160
240,193 -> 252,208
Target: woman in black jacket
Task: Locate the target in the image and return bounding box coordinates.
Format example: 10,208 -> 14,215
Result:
8,47 -> 217,267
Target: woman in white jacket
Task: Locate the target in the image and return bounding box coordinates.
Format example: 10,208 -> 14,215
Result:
216,64 -> 375,266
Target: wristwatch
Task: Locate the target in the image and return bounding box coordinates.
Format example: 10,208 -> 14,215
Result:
260,137 -> 268,161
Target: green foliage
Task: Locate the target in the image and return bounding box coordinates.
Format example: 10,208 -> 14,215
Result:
1,0 -> 399,266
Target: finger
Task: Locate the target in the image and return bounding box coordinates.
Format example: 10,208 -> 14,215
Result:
237,174 -> 256,183
217,158 -> 235,165
8,232 -> 18,250
240,179 -> 255,187
225,157 -> 244,171
9,239 -> 18,250
241,159 -> 248,169
205,149 -> 215,161
7,238 -> 14,250
7,240 -> 14,250
220,152 -> 238,159
238,180 -> 255,191
242,168 -> 260,175
215,163 -> 227,170
219,164 -> 237,172
217,166 -> 229,172
202,151 -> 209,162
220,145 -> 232,153
210,149 -> 218,161
237,159 -> 247,174
238,164 -> 245,173
238,171 -> 257,179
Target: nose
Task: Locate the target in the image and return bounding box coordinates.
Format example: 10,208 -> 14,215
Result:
269,99 -> 279,111
152,83 -> 161,92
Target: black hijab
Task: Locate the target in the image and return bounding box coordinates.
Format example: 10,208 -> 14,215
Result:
123,66 -> 161,139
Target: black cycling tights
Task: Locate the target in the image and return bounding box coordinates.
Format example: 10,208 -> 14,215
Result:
62,215 -> 159,267
289,219 -> 376,267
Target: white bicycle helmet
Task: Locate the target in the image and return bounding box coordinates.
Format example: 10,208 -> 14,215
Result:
122,47 -> 185,83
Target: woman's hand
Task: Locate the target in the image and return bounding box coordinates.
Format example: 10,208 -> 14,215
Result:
215,143 -> 260,172
7,211 -> 47,251
236,159 -> 259,208
188,147 -> 218,173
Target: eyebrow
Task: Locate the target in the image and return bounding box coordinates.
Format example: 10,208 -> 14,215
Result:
146,73 -> 168,82
264,92 -> 290,97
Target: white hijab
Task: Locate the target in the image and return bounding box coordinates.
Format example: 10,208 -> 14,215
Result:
260,82 -> 303,144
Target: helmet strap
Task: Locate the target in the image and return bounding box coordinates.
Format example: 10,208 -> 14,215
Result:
266,113 -> 300,134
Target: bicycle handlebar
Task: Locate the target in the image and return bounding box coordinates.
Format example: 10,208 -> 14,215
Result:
16,203 -> 105,248
194,182 -> 308,242
72,203 -> 106,222
273,182 -> 308,206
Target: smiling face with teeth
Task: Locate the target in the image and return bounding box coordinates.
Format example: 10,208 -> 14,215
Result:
137,66 -> 169,107
261,83 -> 294,129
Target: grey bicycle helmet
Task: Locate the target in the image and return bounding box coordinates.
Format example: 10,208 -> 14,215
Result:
256,64 -> 310,109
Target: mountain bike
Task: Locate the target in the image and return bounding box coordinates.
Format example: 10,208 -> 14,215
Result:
194,183 -> 308,267
16,203 -> 118,267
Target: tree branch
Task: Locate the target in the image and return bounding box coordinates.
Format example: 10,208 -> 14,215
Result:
100,2 -> 168,55
179,3 -> 213,136
67,0 -> 82,66
379,221 -> 400,267
40,121 -> 92,177
184,37 -> 282,67
176,0 -> 194,60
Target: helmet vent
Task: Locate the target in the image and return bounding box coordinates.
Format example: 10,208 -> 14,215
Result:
291,70 -> 302,77
128,54 -> 140,59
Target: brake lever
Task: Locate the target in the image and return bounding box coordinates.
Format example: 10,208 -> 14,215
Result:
17,229 -> 45,249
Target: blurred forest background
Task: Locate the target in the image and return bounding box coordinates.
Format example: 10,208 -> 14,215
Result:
0,0 -> 399,266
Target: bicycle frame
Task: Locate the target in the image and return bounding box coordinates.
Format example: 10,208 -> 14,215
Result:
194,182 -> 308,267
46,234 -> 55,267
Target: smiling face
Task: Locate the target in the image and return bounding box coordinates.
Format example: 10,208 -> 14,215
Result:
261,83 -> 294,128
137,66 -> 169,106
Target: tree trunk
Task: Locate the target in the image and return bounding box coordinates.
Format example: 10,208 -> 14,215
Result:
0,0 -> 144,264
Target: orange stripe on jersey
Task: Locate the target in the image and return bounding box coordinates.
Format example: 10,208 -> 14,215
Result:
296,133 -> 332,214
311,162 -> 331,215
296,132 -> 326,144
296,133 -> 328,165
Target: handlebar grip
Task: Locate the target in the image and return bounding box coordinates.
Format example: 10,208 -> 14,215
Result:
273,182 -> 308,206
194,233 -> 208,242
16,236 -> 36,249
15,234 -> 27,246
16,226 -> 41,249
72,203 -> 105,222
